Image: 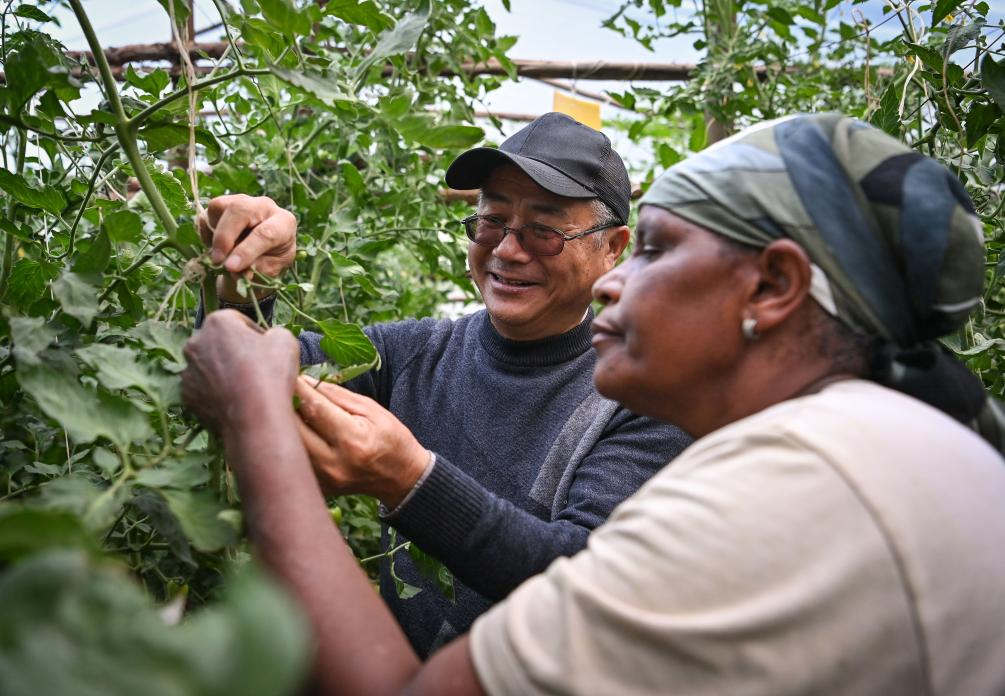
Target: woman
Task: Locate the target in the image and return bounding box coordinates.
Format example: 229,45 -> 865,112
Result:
182,113 -> 1005,695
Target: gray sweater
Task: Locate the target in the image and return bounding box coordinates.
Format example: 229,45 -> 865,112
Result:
297,308 -> 692,657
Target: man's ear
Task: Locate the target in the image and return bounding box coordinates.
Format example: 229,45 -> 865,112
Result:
748,239 -> 814,333
604,225 -> 631,267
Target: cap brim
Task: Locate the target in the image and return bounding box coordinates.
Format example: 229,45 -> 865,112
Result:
445,148 -> 595,199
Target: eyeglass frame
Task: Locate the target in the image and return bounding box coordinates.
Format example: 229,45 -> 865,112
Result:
459,214 -> 622,257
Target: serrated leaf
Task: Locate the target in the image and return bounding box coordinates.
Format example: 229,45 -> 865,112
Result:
0,550 -> 309,696
870,80 -> 901,136
134,453 -> 212,490
124,65 -> 170,97
328,250 -> 366,277
13,5 -> 54,22
340,161 -> 366,199
139,122 -> 222,162
76,343 -> 180,407
259,0 -> 311,36
0,507 -> 96,562
9,316 -> 57,366
316,319 -> 379,376
128,320 -> 188,368
981,53 -> 1005,112
325,0 -> 390,31
270,67 -> 357,107
413,124 -> 484,149
4,258 -> 59,308
17,365 -> 152,447
159,489 -> 237,552
354,0 -> 431,81
932,0 -> 965,25
145,165 -> 190,218
73,228 -> 112,275
52,272 -> 99,329
942,21 -> 983,57
103,209 -> 144,243
0,168 -> 66,213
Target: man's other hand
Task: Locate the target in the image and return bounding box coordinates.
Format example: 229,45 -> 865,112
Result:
182,310 -> 299,435
198,194 -> 297,303
294,376 -> 430,508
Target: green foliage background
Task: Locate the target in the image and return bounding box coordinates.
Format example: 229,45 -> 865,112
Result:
0,0 -> 1002,693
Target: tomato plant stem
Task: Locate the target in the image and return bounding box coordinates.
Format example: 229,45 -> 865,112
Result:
0,126 -> 26,301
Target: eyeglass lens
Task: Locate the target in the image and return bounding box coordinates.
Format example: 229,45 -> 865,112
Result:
466,217 -> 564,256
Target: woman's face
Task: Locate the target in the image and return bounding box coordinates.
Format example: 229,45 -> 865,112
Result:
591,207 -> 757,433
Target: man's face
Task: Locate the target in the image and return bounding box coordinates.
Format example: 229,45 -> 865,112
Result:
468,164 -> 623,341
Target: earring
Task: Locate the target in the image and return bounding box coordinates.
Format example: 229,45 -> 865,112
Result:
741,317 -> 759,341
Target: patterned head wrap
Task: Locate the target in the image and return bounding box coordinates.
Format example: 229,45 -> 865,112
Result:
640,114 -> 1003,454
639,113 -> 985,346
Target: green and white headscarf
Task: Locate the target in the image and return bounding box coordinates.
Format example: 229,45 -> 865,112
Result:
641,113 -> 1003,454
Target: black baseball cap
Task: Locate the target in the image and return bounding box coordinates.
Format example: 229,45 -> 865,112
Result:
445,112 -> 631,224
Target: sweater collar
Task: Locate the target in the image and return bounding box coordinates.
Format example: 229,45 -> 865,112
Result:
477,308 -> 595,367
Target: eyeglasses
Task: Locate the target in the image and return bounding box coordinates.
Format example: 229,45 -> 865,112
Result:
460,214 -> 620,257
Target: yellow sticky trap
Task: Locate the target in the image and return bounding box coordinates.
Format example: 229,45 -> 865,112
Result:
553,91 -> 601,130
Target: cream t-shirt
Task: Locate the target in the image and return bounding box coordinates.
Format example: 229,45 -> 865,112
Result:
470,380 -> 1005,695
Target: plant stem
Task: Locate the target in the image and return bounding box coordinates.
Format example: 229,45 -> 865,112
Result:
128,67 -> 272,131
0,127 -> 27,301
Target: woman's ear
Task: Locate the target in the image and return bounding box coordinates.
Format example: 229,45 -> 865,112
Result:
747,239 -> 814,333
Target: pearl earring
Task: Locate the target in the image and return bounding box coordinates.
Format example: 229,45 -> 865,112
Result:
741,317 -> 759,341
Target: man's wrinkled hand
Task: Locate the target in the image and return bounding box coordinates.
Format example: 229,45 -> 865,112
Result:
182,310 -> 300,435
198,194 -> 297,303
293,376 -> 430,509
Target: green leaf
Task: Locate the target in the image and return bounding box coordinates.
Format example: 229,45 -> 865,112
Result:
270,67 -> 357,107
9,316 -> 57,366
159,489 -> 237,552
139,122 -> 223,162
0,508 -> 96,562
965,100 -> 1001,147
134,453 -> 212,490
413,124 -> 484,149
981,53 -> 1005,112
13,5 -> 54,22
156,0 -> 190,23
76,343 -> 180,406
870,80 -> 901,136
325,0 -> 390,31
942,20 -> 983,57
4,259 -> 59,308
328,250 -> 366,277
146,166 -> 190,218
340,161 -> 366,200
258,0 -> 310,36
52,272 -> 100,329
0,551 -> 309,696
103,209 -> 144,243
355,0 -> 432,80
123,65 -> 170,97
932,0 -> 965,25
73,229 -> 112,275
316,319 -> 379,377
0,168 -> 66,214
128,320 -> 188,368
17,365 -> 152,447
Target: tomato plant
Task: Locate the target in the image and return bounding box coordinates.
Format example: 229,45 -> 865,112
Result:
0,1 -> 515,691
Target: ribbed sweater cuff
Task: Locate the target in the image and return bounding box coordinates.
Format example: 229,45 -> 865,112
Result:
381,453 -> 489,551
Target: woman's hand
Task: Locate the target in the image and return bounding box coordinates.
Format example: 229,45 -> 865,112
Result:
181,310 -> 300,435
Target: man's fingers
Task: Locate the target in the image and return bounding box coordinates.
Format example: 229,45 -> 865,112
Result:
197,210 -> 214,246
297,377 -> 377,416
295,378 -> 356,442
223,212 -> 296,274
211,203 -> 264,267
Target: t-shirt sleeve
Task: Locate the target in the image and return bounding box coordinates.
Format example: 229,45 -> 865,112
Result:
469,426 -> 918,696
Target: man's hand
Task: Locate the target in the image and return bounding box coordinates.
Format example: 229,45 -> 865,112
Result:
294,376 -> 430,509
198,194 -> 297,304
182,310 -> 300,436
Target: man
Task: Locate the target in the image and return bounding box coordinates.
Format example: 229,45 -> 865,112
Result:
198,113 -> 691,656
